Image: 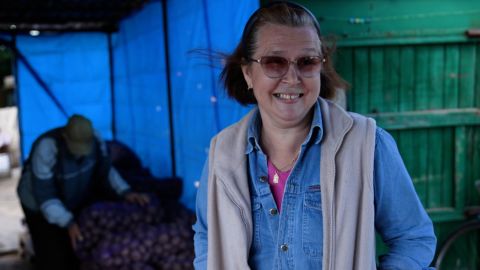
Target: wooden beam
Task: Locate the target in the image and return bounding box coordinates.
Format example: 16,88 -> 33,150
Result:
368,108 -> 480,130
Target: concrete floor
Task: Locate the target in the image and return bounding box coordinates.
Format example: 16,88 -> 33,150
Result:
0,253 -> 33,270
0,167 -> 33,270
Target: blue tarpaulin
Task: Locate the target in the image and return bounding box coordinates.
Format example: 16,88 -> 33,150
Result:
11,0 -> 259,209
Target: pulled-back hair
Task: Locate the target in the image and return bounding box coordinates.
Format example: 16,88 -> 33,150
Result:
220,2 -> 348,105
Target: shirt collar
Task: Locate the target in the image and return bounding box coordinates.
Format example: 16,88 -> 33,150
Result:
246,98 -> 324,154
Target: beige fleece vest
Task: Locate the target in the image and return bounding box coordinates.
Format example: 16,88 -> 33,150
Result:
206,98 -> 377,270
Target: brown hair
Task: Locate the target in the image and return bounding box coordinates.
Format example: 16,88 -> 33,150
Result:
220,2 -> 348,105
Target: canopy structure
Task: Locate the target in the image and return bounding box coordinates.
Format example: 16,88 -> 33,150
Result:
0,0 -> 259,209
0,0 -> 149,32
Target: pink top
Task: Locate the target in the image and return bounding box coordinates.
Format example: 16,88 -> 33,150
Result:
267,159 -> 291,211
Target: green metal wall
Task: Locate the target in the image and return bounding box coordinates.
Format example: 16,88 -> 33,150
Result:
293,0 -> 480,268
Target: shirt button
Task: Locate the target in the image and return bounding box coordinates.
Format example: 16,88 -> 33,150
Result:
280,244 -> 288,252
269,208 -> 278,216
259,176 -> 267,183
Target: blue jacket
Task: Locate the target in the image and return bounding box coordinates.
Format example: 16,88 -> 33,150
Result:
193,100 -> 436,269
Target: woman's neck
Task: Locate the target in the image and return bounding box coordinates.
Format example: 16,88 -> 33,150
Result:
260,112 -> 312,169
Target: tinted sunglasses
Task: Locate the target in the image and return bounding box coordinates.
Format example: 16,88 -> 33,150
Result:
248,55 -> 324,78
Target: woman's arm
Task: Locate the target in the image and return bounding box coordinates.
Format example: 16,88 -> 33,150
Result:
193,159 -> 209,270
374,128 -> 437,270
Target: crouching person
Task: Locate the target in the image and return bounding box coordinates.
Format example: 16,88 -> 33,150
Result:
17,114 -> 148,270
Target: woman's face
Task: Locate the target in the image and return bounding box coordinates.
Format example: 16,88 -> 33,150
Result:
242,23 -> 322,128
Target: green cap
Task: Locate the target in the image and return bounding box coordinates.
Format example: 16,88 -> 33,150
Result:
63,114 -> 94,156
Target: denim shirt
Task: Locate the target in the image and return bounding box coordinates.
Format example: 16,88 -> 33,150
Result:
193,101 -> 436,270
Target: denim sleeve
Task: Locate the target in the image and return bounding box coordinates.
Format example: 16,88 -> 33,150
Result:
374,128 -> 437,270
192,158 -> 209,270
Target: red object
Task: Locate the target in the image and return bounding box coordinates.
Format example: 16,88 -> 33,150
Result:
466,29 -> 480,38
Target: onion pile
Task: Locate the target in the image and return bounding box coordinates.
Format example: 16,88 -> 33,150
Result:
76,195 -> 195,270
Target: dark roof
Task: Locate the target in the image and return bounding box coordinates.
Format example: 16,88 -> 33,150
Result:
0,0 -> 150,33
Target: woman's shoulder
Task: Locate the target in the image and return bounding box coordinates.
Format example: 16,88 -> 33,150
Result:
213,109 -> 256,140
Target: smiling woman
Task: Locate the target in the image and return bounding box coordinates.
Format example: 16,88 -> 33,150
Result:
242,23 -> 322,129
193,2 -> 437,270
220,3 -> 346,106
